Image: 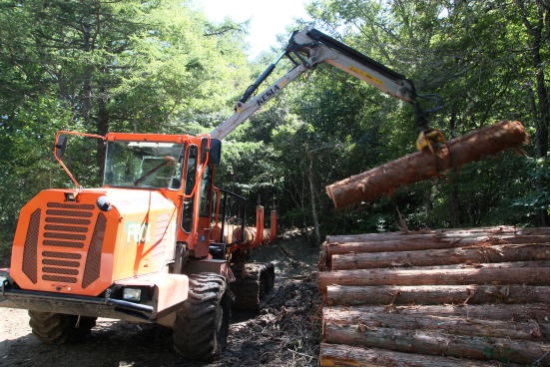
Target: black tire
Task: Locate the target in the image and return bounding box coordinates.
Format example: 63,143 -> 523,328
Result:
261,262 -> 275,295
172,273 -> 231,361
28,311 -> 97,344
231,262 -> 275,311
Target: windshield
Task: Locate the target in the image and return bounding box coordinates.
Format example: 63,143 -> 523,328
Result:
103,141 -> 185,189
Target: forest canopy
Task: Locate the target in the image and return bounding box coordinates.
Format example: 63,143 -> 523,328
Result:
0,0 -> 548,248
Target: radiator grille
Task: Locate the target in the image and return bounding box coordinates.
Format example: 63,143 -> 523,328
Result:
82,213 -> 106,288
39,202 -> 103,288
22,209 -> 41,283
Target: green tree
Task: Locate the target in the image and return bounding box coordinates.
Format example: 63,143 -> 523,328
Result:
0,0 -> 250,244
295,0 -> 549,231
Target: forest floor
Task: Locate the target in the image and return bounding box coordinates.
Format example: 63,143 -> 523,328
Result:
0,233 -> 321,367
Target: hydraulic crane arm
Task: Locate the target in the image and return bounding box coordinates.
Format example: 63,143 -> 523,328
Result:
210,27 -> 438,140
210,58 -> 311,140
289,28 -> 417,103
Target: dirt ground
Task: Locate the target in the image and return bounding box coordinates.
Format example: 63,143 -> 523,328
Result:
0,235 -> 321,367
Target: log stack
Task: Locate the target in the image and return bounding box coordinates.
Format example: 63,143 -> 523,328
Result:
318,226 -> 550,366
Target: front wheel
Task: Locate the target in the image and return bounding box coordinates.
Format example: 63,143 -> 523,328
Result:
172,273 -> 232,361
29,311 -> 96,344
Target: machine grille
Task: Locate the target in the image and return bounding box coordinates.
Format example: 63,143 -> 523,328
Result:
22,209 -> 41,283
82,213 -> 106,288
41,202 -> 99,286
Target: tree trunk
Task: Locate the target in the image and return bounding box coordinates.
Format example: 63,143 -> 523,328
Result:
307,148 -> 321,246
319,343 -> 498,367
515,0 -> 550,158
331,243 -> 549,270
96,82 -> 110,181
325,120 -> 529,209
325,284 -> 550,306
322,304 -> 551,323
319,261 -> 549,291
323,309 -> 546,340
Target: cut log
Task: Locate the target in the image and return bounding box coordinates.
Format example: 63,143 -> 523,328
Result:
324,323 -> 549,365
233,226 -> 271,245
325,284 -> 551,306
324,225 -> 550,243
323,309 -> 546,340
331,243 -> 549,270
321,234 -> 549,271
324,234 -> 548,256
404,260 -> 549,270
318,226 -> 550,366
322,304 -> 551,323
319,343 -> 503,367
318,261 -> 550,291
325,120 -> 529,208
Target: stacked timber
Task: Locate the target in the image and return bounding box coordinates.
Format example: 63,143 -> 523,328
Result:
318,226 -> 550,367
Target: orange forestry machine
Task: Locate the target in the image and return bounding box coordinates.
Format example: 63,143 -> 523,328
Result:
0,27 -> 441,361
2,128 -> 277,359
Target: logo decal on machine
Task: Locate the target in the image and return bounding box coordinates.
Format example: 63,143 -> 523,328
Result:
256,85 -> 281,107
126,222 -> 151,244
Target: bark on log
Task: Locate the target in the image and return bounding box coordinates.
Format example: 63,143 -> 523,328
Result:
319,261 -> 550,291
325,284 -> 551,306
324,225 -> 549,243
319,343 -> 504,367
233,226 -> 271,245
324,323 -> 549,365
324,234 -> 548,256
326,232 -> 548,250
325,120 -> 530,208
320,233 -> 549,271
323,309 -> 546,340
323,304 -> 551,323
331,243 -> 549,270
382,260 -> 549,271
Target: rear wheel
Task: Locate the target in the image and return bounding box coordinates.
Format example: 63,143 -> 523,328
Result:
231,262 -> 275,311
28,311 -> 96,344
172,273 -> 231,361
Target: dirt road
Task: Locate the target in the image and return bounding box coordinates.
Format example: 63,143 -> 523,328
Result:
0,238 -> 320,367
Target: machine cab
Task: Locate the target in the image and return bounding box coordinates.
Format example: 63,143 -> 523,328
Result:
53,131 -> 224,260
101,132 -> 223,259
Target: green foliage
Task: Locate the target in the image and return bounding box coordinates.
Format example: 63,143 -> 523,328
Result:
210,0 -> 549,234
289,0 -> 550,232
0,0 -> 548,251
0,0 -> 249,244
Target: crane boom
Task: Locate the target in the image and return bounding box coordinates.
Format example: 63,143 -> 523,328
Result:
210,27 -> 429,140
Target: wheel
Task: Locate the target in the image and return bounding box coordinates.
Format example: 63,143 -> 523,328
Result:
172,273 -> 232,361
28,311 -> 96,344
231,262 -> 275,311
261,262 -> 275,295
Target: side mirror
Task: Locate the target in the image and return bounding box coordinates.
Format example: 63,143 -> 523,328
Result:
210,139 -> 222,165
55,135 -> 68,159
200,138 -> 222,165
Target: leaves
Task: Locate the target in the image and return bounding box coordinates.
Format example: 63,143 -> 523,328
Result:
0,0 -> 548,249
0,0 -> 249,238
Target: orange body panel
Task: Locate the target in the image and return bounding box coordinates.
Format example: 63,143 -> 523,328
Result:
10,188 -> 176,297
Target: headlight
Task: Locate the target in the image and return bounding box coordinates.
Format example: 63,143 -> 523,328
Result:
122,288 -> 142,302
